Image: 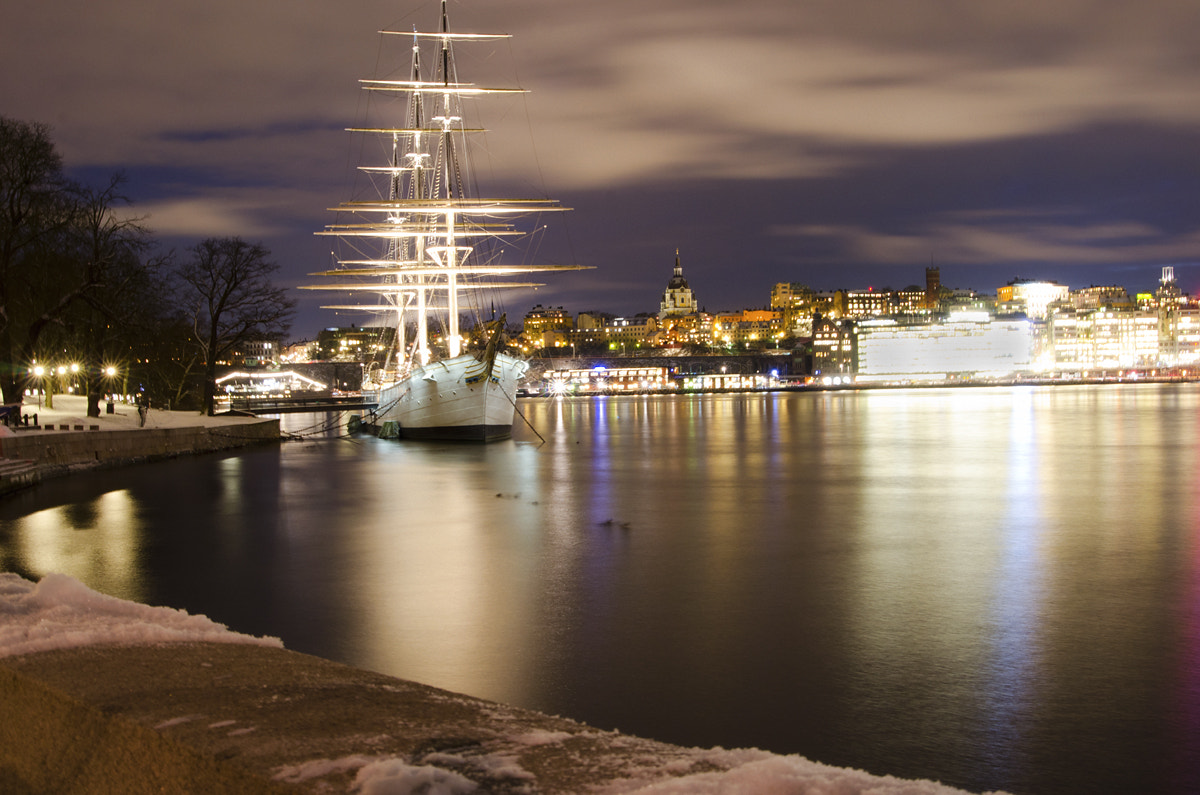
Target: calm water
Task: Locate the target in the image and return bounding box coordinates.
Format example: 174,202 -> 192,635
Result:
2,384 -> 1199,794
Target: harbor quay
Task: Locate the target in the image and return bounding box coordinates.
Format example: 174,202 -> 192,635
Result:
0,396 -> 280,495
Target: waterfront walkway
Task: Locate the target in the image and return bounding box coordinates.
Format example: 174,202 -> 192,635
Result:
0,396 -> 279,495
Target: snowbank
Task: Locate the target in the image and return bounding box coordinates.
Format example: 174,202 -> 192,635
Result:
0,572 -> 282,657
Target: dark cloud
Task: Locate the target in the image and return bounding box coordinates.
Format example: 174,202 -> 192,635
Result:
4,0 -> 1199,333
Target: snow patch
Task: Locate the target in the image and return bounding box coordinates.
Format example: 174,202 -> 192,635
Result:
512,729 -> 574,746
273,755 -> 376,783
352,759 -> 478,795
0,572 -> 283,657
597,747 -> 983,794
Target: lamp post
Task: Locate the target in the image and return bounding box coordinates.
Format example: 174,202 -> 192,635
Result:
32,365 -> 44,408
103,366 -> 118,414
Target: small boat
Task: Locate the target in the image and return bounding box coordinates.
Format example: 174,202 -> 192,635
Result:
302,1 -> 585,441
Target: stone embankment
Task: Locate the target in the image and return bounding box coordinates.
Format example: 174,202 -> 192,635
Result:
0,643 -> 702,794
0,642 -> 977,794
0,397 -> 280,494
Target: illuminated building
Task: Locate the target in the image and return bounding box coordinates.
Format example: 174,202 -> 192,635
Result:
658,311 -> 714,347
1045,307 -> 1160,370
1175,308 -> 1200,365
603,315 -> 658,351
925,267 -> 941,311
659,250 -> 698,319
1090,310 -> 1160,368
547,366 -> 673,393
771,283 -> 831,337
771,282 -> 817,311
712,309 -> 783,347
854,314 -> 1033,382
1045,309 -> 1090,372
281,340 -> 316,362
215,370 -> 328,397
316,326 -> 395,362
576,311 -> 614,332
231,339 -> 278,367
813,316 -> 856,375
995,278 -> 1069,319
1157,266 -> 1182,365
942,287 -> 992,314
891,286 -> 929,316
679,372 -> 779,391
1072,285 -> 1133,310
522,305 -> 575,342
832,288 -> 890,319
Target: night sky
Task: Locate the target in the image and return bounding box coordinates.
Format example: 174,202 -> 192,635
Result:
6,0 -> 1200,337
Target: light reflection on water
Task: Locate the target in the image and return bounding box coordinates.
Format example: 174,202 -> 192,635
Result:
2,384 -> 1199,794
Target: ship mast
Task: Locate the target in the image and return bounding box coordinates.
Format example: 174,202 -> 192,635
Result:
437,0 -> 461,359
302,1 -> 587,374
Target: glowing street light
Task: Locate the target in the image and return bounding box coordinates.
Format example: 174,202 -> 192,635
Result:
31,364 -> 45,407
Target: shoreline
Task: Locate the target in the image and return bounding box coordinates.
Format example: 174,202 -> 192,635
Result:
0,395 -> 280,495
0,570 -> 987,794
0,402 -> 996,792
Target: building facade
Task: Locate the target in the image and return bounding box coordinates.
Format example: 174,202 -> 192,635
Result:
659,250 -> 698,319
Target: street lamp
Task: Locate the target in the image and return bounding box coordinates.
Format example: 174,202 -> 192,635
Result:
103,366 -> 118,413
32,365 -> 44,408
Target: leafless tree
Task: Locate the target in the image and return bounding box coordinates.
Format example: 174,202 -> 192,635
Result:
177,237 -> 295,415
0,117 -> 69,403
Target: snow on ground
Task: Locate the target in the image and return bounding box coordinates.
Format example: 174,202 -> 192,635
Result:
11,393 -> 260,431
0,572 -> 282,656
0,572 -> 1000,794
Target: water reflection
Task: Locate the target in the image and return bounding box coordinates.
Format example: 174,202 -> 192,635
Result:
2,389 -> 1199,793
8,489 -> 144,602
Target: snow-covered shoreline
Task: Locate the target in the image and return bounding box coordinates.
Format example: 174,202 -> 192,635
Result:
0,572 -> 998,794
0,572 -> 282,658
0,395 -> 279,487
9,393 -> 261,433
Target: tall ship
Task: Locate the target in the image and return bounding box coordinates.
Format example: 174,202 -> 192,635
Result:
302,2 -> 583,441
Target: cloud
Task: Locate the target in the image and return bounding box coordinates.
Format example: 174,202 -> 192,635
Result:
8,0 -> 1200,192
6,0 -> 1200,327
779,217 -> 1200,268
134,183 -> 326,240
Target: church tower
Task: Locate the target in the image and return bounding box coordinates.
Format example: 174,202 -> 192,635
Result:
659,249 -> 697,319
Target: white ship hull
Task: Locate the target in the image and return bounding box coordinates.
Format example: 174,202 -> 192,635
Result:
371,352 -> 529,442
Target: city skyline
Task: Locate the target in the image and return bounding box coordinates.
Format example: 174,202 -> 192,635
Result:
6,0 -> 1200,334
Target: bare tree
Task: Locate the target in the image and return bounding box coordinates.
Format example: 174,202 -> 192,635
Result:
177,237 -> 295,415
0,117 -> 69,403
31,175 -> 156,416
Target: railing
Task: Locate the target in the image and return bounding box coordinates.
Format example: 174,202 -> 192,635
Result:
225,395 -> 378,413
